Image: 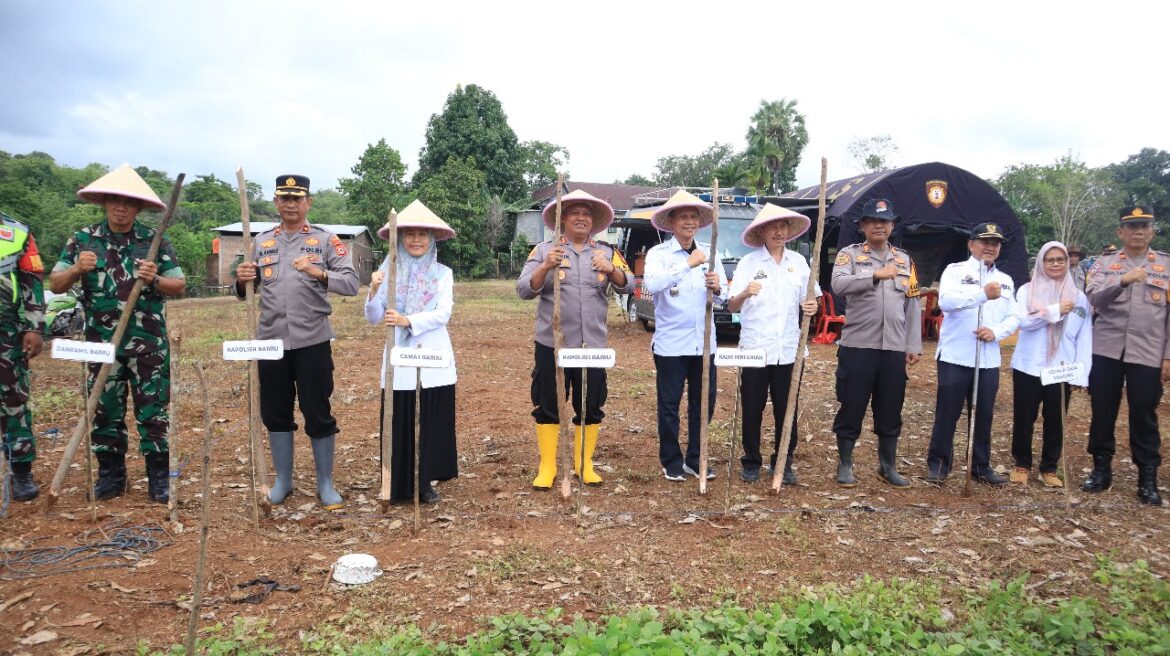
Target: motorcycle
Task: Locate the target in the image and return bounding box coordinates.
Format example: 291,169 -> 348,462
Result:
44,289 -> 85,337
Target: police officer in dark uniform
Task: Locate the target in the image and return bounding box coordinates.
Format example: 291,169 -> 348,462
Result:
830,198 -> 923,488
235,175 -> 359,510
1081,206 -> 1170,506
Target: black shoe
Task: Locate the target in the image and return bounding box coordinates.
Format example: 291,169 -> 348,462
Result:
836,437 -> 857,487
145,452 -> 170,504
1137,466 -> 1163,506
10,461 -> 38,501
420,488 -> 440,504
662,465 -> 686,482
972,466 -> 1008,486
93,452 -> 128,500
1081,455 -> 1113,493
782,458 -> 798,486
740,467 -> 760,483
925,461 -> 947,485
683,464 -> 716,480
876,438 -> 910,488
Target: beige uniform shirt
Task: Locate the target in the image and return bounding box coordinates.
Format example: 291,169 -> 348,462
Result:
516,237 -> 634,349
237,222 -> 359,350
831,242 -> 923,354
1086,248 -> 1170,368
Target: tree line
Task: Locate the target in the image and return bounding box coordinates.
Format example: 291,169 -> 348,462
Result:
2,82 -> 1166,285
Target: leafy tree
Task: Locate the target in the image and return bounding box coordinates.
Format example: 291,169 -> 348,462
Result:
415,84 -> 526,201
338,138 -> 410,235
1107,148 -> 1170,249
993,153 -> 1117,253
416,156 -> 492,277
847,135 -> 899,174
621,173 -> 655,186
520,141 -> 569,191
712,157 -> 751,189
745,98 -> 809,193
180,174 -> 241,232
653,142 -> 740,187
309,188 -> 367,227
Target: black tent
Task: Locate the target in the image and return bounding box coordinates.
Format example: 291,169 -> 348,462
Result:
773,162 -> 1028,290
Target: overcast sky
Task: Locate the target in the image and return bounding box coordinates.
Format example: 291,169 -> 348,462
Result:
2,1 -> 1165,197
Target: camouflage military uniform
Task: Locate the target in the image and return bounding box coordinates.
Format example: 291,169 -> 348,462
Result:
1,213 -> 46,463
52,220 -> 183,456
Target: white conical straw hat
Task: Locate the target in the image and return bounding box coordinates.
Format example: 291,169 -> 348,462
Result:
742,203 -> 811,247
376,199 -> 456,241
77,164 -> 167,211
649,190 -> 713,232
540,189 -> 615,234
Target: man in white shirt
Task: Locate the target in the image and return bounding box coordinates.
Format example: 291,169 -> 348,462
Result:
924,223 -> 1019,485
644,191 -> 729,481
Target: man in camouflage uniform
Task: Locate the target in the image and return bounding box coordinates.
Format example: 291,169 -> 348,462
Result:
48,165 -> 185,504
1,212 -> 46,501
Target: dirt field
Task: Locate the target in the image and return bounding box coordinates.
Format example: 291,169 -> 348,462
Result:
2,279 -> 1168,653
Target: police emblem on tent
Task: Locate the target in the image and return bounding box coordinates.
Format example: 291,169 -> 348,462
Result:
926,180 -> 948,208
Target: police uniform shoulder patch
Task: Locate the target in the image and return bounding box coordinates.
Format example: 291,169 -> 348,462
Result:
612,249 -> 631,272
835,252 -> 851,266
527,246 -> 538,260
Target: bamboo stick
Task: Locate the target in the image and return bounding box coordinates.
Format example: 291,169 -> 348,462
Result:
698,180 -> 719,494
379,209 -> 398,513
236,168 -> 271,523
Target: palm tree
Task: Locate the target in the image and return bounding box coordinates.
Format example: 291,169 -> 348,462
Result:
745,98 -> 809,194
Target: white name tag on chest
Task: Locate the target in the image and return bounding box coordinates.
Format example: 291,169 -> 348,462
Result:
391,347 -> 451,368
222,340 -> 285,360
1041,362 -> 1085,385
715,348 -> 767,368
51,339 -> 115,364
557,348 -> 616,368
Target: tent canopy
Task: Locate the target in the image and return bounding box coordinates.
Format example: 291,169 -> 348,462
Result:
777,162 -> 1028,287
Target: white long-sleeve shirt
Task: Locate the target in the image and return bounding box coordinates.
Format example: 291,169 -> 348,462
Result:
936,256 -> 1019,368
363,265 -> 458,390
730,246 -> 821,365
1010,283 -> 1092,386
643,236 -> 728,356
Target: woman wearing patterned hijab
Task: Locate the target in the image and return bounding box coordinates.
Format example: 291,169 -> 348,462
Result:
1009,241 -> 1092,487
364,200 -> 458,503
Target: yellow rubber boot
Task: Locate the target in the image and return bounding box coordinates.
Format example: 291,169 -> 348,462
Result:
532,424 -> 559,490
574,424 -> 603,485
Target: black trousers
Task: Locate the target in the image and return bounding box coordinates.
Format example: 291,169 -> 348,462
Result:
740,363 -> 799,471
832,346 -> 906,444
1088,355 -> 1163,467
1011,369 -> 1071,472
926,360 -> 1000,474
257,340 -> 336,438
654,354 -> 717,470
530,342 -> 607,425
379,385 -> 458,501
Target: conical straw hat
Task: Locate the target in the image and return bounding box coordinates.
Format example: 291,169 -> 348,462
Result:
540,189 -> 615,234
649,190 -> 713,232
376,199 -> 456,241
742,203 -> 812,247
77,164 -> 167,211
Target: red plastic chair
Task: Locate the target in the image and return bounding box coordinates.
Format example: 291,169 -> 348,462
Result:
813,293 -> 846,344
921,291 -> 943,340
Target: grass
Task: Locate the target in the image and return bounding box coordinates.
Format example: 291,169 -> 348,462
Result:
157,556 -> 1170,655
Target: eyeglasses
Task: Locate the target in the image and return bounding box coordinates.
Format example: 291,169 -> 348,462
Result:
1043,257 -> 1068,264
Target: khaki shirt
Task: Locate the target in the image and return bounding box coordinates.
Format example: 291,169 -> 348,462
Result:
831,242 -> 923,354
237,222 -> 359,350
1086,248 -> 1170,368
516,237 -> 634,349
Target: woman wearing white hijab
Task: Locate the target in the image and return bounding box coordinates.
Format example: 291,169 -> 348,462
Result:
364,200 -> 458,503
1009,241 -> 1092,487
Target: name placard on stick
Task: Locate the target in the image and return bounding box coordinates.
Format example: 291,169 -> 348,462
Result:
390,347 -> 452,369
557,348 -> 616,369
714,347 -> 767,368
222,340 -> 284,361
51,339 -> 115,364
1041,362 -> 1085,386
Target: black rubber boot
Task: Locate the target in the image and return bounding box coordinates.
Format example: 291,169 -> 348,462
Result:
1137,465 -> 1163,506
972,465 -> 1008,486
925,460 -> 947,485
836,437 -> 857,487
10,461 -> 38,501
782,455 -> 798,486
876,438 -> 911,488
1080,455 -> 1113,493
145,452 -> 170,504
93,451 -> 128,500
